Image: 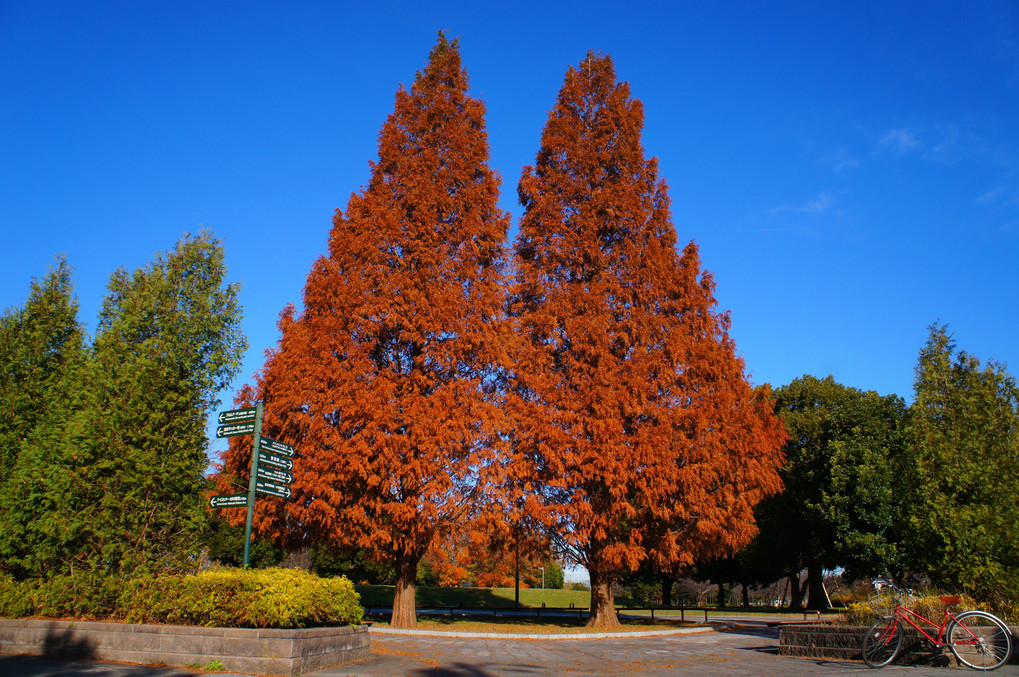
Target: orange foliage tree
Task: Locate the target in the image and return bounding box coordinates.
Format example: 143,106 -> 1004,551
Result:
507,53 -> 787,628
218,34 -> 511,628
421,512 -> 554,591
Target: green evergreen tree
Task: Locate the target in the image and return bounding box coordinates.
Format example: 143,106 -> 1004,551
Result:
903,324 -> 1019,602
0,258 -> 88,577
2,233 -> 245,578
0,257 -> 86,475
81,231 -> 246,574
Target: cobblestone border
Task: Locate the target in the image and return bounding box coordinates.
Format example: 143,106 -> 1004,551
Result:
0,619 -> 369,676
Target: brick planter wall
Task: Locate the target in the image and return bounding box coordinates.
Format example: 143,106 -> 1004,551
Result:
0,619 -> 370,676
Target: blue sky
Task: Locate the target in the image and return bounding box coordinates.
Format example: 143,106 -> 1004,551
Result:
3,1 -> 1017,442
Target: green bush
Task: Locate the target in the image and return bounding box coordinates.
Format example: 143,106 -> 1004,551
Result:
0,568 -> 363,628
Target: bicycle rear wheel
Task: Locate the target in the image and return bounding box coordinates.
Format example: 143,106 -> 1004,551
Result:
863,616 -> 903,668
947,610 -> 1012,671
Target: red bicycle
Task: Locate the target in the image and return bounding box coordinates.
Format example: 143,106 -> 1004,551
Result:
862,583 -> 1012,670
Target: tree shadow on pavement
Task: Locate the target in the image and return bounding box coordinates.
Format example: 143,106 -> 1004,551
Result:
719,625 -> 781,639
0,655 -> 196,677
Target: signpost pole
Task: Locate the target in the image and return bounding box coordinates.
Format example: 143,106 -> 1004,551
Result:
241,402 -> 264,569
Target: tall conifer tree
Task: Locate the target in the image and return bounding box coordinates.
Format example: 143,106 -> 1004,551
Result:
0,257 -> 85,474
508,53 -> 785,627
70,231 -> 246,574
221,34 -> 511,627
903,324 -> 1019,602
0,258 -> 87,577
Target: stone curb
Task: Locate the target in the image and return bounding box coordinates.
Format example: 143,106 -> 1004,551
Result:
368,623 -> 723,640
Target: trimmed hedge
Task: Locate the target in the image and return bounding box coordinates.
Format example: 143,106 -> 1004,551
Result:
0,568 -> 363,628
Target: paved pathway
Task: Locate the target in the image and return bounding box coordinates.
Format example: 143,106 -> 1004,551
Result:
4,625 -> 1019,676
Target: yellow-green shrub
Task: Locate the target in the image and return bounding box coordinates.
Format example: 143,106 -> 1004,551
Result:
843,590 -> 985,626
119,568 -> 363,627
1,568 -> 363,628
0,573 -> 119,620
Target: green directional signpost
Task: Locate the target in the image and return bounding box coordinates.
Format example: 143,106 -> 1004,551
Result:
207,402 -> 297,568
255,480 -> 292,499
257,451 -> 293,471
215,421 -> 256,438
210,493 -> 249,509
256,466 -> 293,485
259,436 -> 295,457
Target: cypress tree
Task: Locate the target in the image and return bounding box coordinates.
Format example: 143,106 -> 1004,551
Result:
508,53 -> 785,628
220,34 -> 511,627
0,258 -> 87,577
903,324 -> 1019,602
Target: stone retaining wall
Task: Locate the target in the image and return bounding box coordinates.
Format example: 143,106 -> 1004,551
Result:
779,624 -> 1018,666
0,619 -> 370,676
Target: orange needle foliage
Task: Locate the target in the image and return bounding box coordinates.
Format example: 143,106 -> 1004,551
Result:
507,53 -> 787,628
218,34 -> 511,628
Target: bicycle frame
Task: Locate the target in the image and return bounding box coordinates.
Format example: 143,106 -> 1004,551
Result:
889,603 -> 957,647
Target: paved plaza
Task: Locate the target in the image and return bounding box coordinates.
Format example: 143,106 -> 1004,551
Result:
4,624 -> 1019,676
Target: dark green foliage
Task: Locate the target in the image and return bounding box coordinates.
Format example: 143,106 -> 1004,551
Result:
752,375 -> 906,608
203,511 -> 286,569
902,324 -> 1019,603
311,543 -> 396,584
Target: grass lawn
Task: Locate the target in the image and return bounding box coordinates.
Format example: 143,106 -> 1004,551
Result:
356,585 -> 845,617
367,615 -> 708,634
356,585 -> 591,609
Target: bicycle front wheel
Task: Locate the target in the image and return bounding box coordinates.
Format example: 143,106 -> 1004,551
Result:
863,616 -> 903,668
948,610 -> 1012,671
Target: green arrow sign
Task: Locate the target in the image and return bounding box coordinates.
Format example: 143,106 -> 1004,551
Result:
210,493 -> 249,509
258,451 -> 293,471
256,480 -> 291,499
259,436 -> 295,457
218,407 -> 258,425
256,466 -> 293,485
216,421 -> 256,438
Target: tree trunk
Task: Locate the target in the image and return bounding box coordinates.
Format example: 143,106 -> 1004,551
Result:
741,583 -> 750,608
514,537 -> 520,608
787,571 -> 805,610
717,582 -> 726,608
587,570 -> 621,629
806,560 -> 829,611
391,553 -> 419,628
660,574 -> 674,607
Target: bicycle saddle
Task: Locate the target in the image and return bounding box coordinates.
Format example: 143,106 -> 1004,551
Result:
939,595 -> 962,605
